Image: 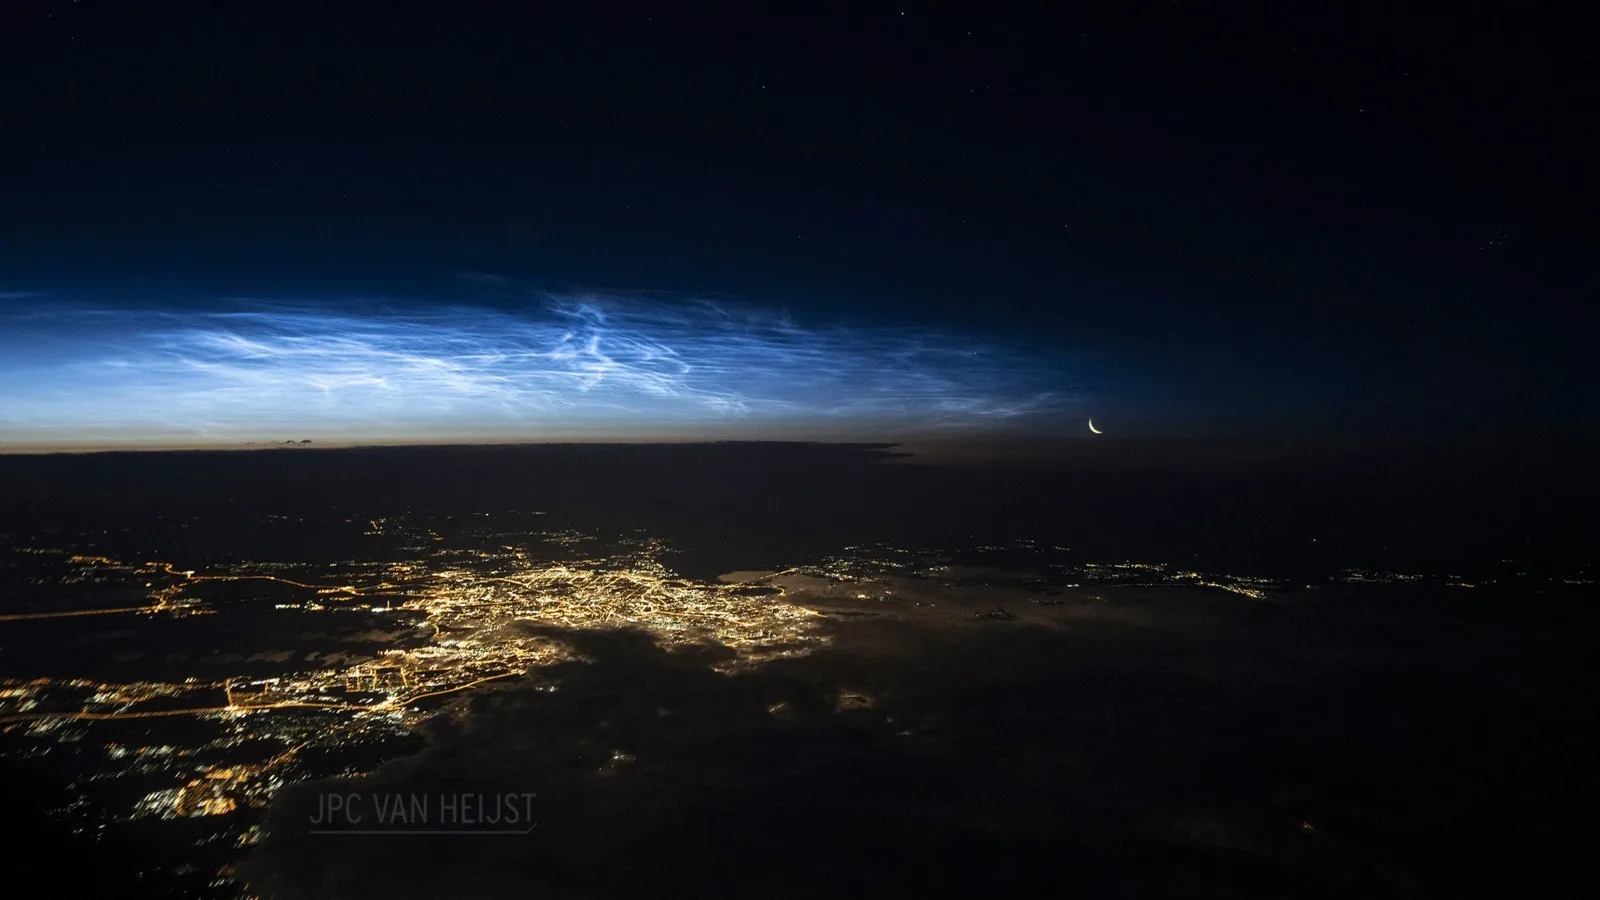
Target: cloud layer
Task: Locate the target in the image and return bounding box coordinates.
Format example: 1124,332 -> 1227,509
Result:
0,292 -> 1076,446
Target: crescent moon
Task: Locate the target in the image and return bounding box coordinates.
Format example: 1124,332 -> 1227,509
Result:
1088,419 -> 1103,435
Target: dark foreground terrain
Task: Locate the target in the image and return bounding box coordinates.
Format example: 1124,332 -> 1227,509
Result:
1,441 -> 1594,898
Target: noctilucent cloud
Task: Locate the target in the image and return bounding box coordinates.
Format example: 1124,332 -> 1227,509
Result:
0,290 -> 1081,448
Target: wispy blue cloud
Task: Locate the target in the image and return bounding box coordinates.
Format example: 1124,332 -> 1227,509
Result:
0,290 -> 1080,446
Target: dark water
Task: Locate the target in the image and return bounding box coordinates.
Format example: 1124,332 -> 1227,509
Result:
1,439 -> 1592,580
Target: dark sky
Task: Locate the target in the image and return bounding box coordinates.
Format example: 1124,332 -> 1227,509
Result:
1,1 -> 1594,443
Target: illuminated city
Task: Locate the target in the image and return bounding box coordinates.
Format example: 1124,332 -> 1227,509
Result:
5,502 -> 1430,895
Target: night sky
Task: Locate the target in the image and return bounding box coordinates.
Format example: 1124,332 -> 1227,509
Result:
1,2 -> 1594,448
